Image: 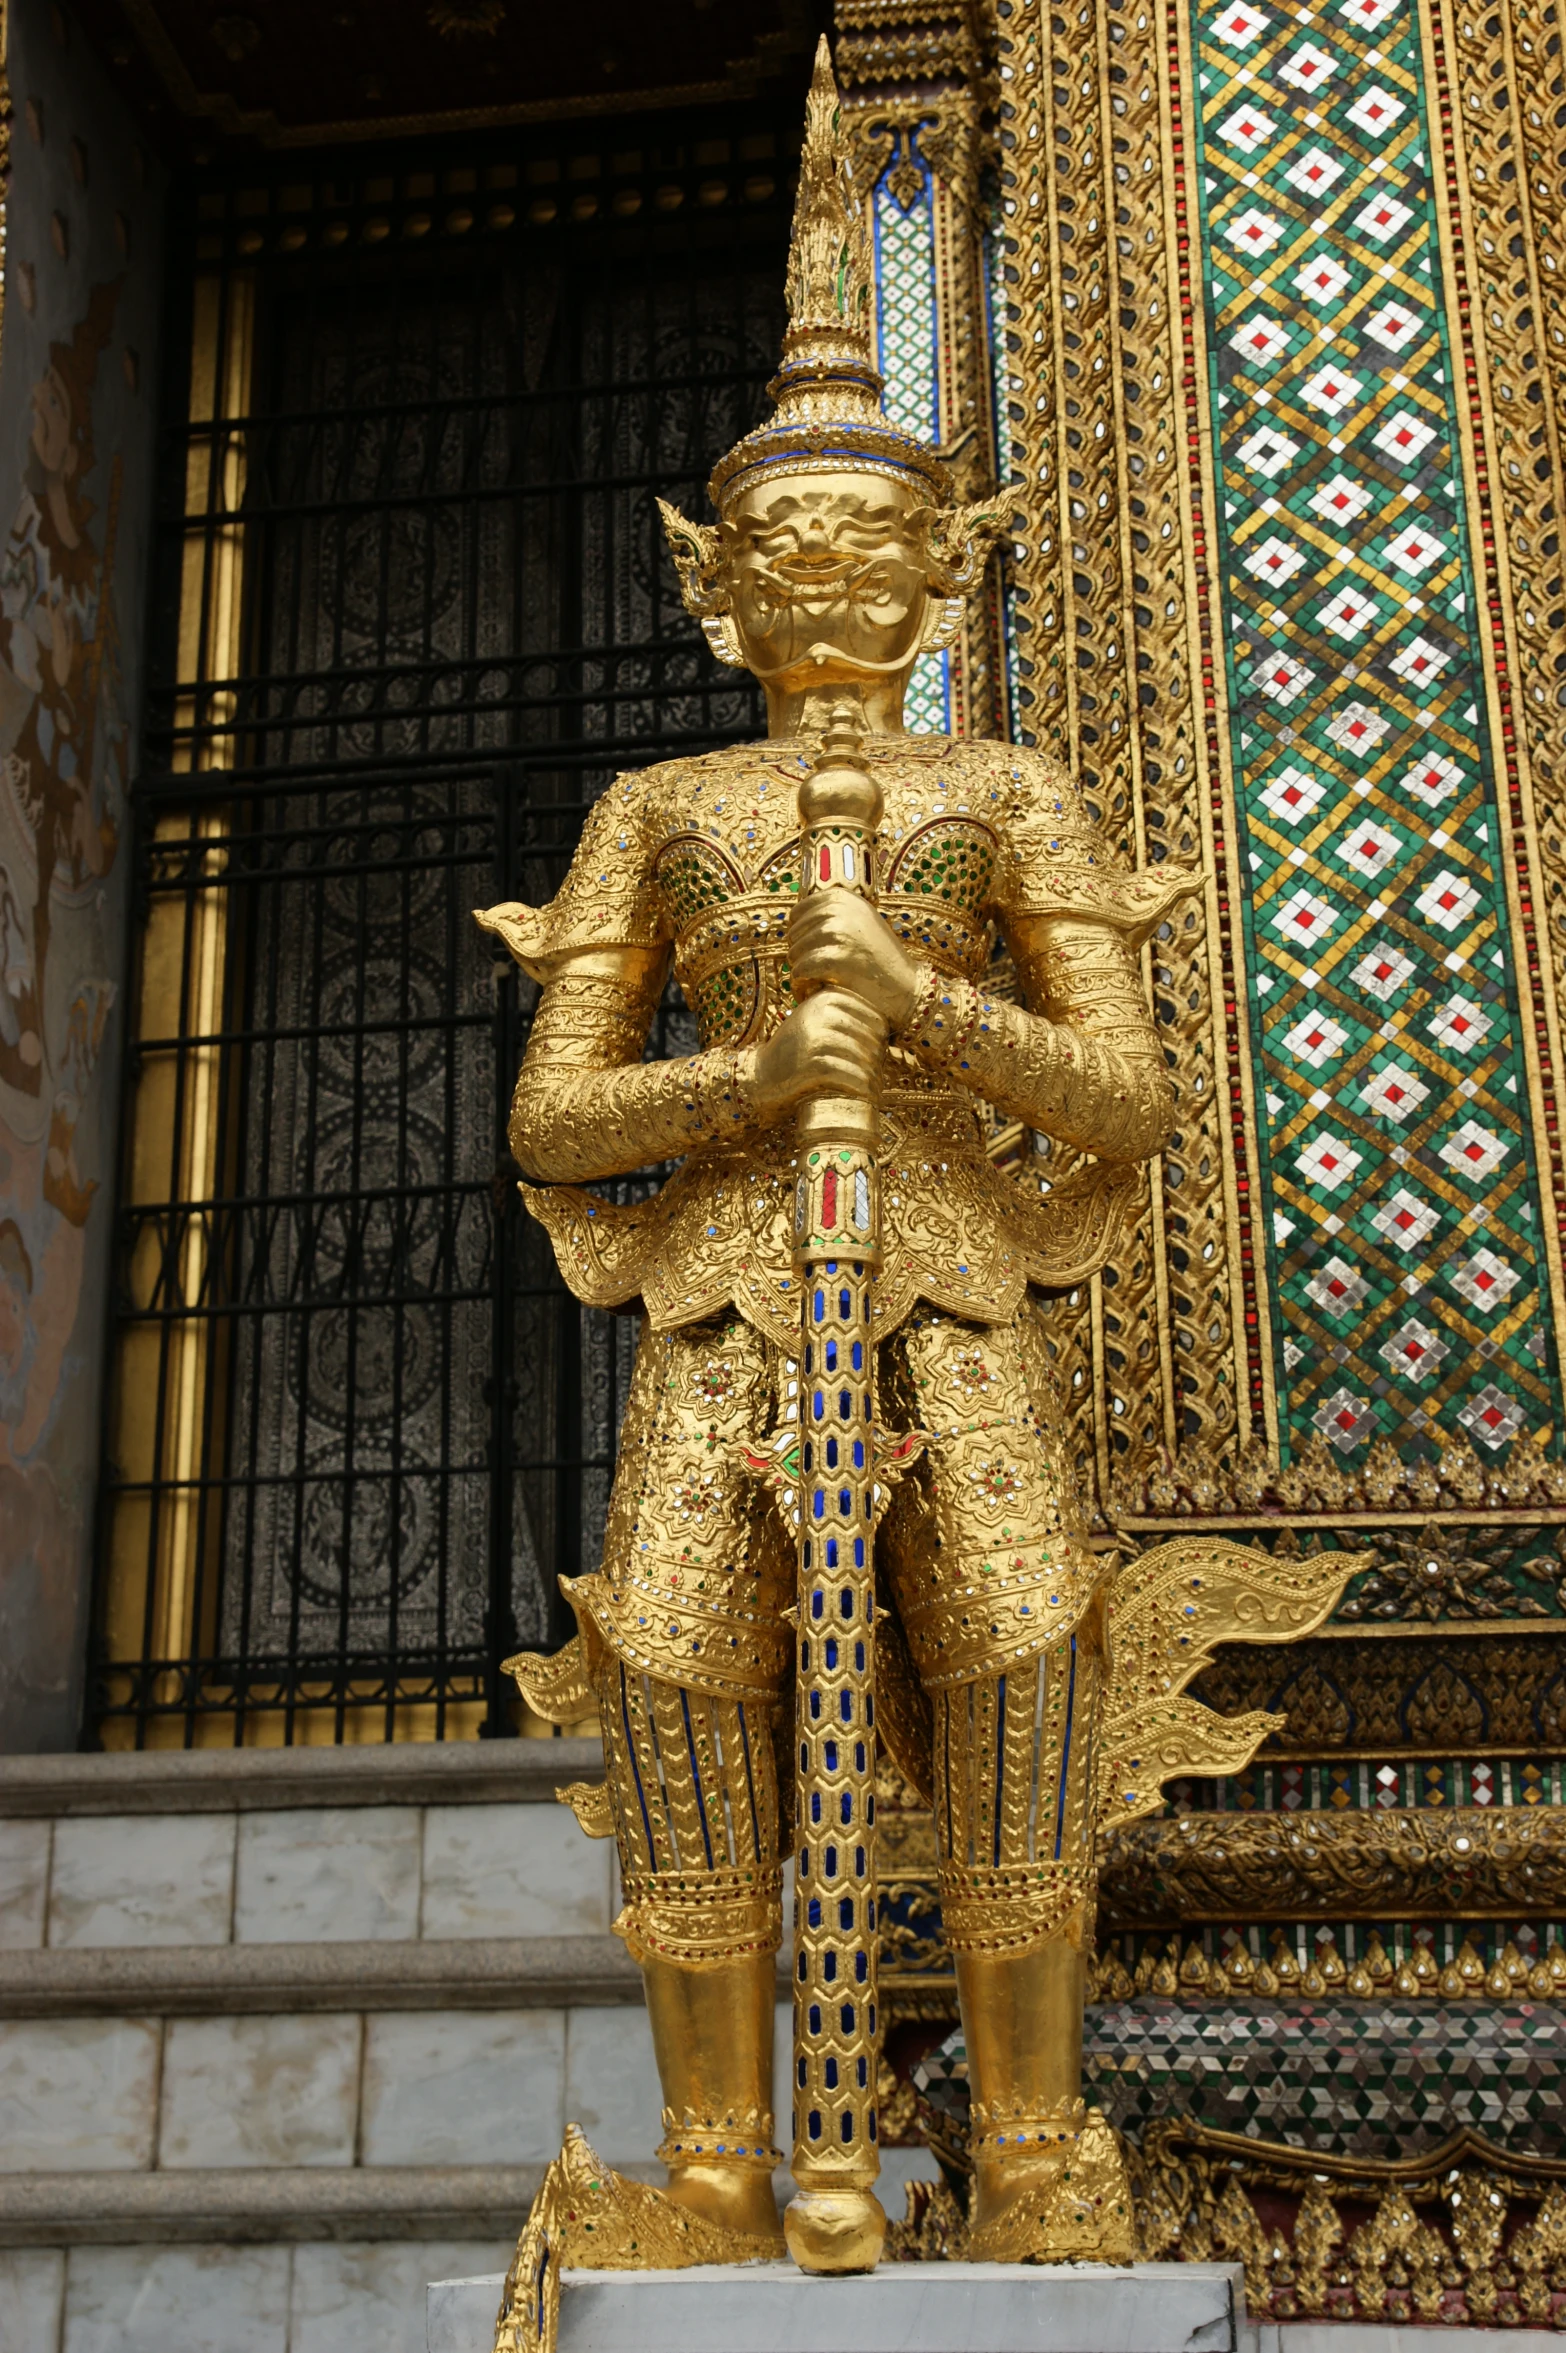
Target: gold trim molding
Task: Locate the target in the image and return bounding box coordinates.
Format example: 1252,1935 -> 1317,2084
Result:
893,2122 -> 1566,2321
1092,1928 -> 1566,2001
1098,1804 -> 1566,1927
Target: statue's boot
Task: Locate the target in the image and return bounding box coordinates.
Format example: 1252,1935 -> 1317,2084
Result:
958,1939 -> 1134,2262
643,1948 -> 785,2247
493,1944 -> 783,2353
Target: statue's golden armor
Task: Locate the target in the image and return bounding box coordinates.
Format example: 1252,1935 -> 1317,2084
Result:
484,731 -> 1189,2238
484,42 -> 1357,2332
487,728 -> 1169,2255
483,733 -> 1188,1704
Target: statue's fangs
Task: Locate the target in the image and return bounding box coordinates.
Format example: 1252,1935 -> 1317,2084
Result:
480,36 -> 1362,2345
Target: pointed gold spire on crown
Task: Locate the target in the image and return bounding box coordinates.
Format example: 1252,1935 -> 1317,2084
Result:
708,36 -> 950,512
772,38 -> 879,428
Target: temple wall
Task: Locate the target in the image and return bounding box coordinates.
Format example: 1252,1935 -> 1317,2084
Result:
0,0 -> 163,1751
837,0 -> 1566,2163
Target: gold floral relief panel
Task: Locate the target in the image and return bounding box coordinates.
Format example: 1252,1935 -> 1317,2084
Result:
995,0 -> 1246,1515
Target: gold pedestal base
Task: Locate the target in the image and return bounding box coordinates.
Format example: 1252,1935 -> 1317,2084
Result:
782,2185 -> 888,2274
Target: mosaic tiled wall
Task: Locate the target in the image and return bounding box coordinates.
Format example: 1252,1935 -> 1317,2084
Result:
1182,1754 -> 1566,1808
915,1999 -> 1566,2157
1192,0 -> 1565,1463
872,145 -> 953,737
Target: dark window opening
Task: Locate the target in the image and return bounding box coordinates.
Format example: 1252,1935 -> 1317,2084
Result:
90,118 -> 792,1746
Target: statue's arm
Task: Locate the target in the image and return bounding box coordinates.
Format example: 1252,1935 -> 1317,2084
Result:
508,944 -> 763,1184
900,912 -> 1174,1164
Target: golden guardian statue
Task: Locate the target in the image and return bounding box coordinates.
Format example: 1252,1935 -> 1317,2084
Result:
482,40 -> 1358,2337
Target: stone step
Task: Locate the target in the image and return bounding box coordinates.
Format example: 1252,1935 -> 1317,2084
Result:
0,1740 -> 614,1953
0,2238 -> 523,2353
0,2000 -> 697,2184
0,1738 -> 604,1815
1,2158 -> 937,2248
0,2164 -> 576,2247
0,1932 -> 643,2015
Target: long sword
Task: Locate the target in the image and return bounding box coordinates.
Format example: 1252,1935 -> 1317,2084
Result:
784,701 -> 887,2275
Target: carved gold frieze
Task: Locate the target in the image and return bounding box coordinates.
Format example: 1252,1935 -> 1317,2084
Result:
1137,2125 -> 1566,2324
890,2123 -> 1566,2323
833,0 -> 986,91
1187,1628 -> 1566,1756
1097,1803 -> 1566,1928
1112,1432 -> 1566,1524
1090,1928 -> 1566,2002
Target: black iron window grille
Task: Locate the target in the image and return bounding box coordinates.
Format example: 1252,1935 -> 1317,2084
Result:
92,120 -> 793,1746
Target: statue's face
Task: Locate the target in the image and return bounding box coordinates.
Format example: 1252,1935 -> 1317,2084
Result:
720,474 -> 932,687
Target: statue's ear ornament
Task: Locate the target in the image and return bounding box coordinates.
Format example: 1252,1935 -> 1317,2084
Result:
655,497 -> 728,618
922,497 -> 1009,599
700,612 -> 746,669
919,596 -> 967,654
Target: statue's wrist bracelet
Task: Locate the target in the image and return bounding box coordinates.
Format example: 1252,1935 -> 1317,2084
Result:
892,961 -> 945,1043
693,1045 -> 763,1137
900,968 -> 988,1071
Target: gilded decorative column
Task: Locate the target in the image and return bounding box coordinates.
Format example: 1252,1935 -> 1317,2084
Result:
990,0 -> 1239,1517
836,0 -> 1010,738
867,0 -> 1566,2058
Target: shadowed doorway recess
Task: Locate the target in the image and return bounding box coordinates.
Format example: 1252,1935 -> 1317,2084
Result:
92,121 -> 793,1746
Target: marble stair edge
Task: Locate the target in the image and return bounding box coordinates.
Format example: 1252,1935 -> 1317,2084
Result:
0,1736 -> 606,1815
0,1933 -> 650,2014
0,2165 -> 658,2247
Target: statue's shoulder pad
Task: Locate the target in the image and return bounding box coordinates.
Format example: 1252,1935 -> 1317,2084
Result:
903,735 -> 1078,805
615,740 -> 769,809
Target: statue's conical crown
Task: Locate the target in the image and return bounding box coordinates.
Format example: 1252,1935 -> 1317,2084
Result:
708,38 -> 950,512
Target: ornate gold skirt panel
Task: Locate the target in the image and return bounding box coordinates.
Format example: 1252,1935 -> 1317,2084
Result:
568,1314 -> 798,1697
569,1301 -> 1105,1704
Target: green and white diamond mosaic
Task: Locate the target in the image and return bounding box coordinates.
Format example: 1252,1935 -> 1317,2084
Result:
1190,0 -> 1563,1461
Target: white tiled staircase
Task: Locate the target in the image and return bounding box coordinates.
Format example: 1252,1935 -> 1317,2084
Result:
0,1739 -> 679,2353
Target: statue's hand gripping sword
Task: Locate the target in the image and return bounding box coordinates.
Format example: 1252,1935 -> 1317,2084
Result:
784,703 -> 887,2276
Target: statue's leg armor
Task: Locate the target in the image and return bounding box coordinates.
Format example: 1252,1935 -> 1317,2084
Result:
593,1652 -> 785,2241
881,1303 -> 1132,2259
929,1646 -> 1127,2254
572,1311 -> 794,2246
